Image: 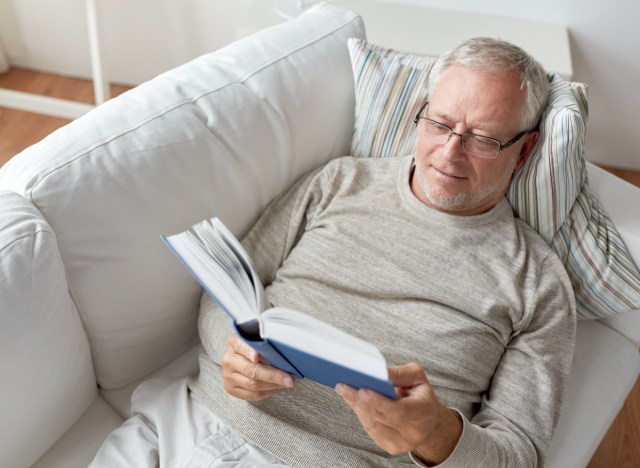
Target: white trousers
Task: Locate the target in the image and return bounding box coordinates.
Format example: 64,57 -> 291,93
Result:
89,377 -> 289,467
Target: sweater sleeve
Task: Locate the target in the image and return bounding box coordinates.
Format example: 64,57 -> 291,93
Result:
432,252 -> 577,468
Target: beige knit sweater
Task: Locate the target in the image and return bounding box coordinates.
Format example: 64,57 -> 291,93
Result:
190,155 -> 576,467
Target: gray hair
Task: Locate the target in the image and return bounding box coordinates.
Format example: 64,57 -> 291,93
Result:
428,37 -> 550,131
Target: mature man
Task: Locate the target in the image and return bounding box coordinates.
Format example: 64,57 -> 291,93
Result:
91,38 -> 576,467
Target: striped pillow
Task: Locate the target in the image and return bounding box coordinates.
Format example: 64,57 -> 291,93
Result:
349,38 -> 435,158
509,76 -> 640,318
348,38 -> 640,318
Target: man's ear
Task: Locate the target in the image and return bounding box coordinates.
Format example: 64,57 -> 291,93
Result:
515,130 -> 540,171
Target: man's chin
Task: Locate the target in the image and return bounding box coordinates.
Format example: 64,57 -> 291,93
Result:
424,191 -> 472,213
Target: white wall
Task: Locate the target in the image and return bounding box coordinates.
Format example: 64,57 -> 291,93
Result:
0,0 -> 257,84
1,0 -> 638,169
383,0 -> 640,170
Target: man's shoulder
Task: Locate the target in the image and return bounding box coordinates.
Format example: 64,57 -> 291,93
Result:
300,155 -> 408,202
512,216 -> 568,274
323,154 -> 409,168
320,155 -> 409,178
512,217 -> 549,251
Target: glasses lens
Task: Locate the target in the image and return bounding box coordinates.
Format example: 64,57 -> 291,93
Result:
422,119 -> 452,143
420,118 -> 501,158
462,135 -> 500,159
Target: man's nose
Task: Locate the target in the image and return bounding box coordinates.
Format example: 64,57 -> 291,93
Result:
441,132 -> 466,158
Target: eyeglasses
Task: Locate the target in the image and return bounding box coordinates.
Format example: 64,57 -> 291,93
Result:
413,102 -> 527,159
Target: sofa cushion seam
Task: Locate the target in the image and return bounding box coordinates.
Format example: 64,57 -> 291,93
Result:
0,229 -> 56,256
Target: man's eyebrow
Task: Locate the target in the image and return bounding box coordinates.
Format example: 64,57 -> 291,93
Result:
428,110 -> 500,136
427,108 -> 450,122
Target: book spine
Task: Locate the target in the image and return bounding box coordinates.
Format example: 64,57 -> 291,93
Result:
233,323 -> 303,379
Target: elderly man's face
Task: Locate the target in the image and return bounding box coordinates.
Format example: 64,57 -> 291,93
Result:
411,64 -> 538,216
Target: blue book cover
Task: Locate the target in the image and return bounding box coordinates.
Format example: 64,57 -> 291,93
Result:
269,339 -> 396,399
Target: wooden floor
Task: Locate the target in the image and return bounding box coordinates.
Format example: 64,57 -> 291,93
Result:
0,68 -> 131,164
1,68 -> 639,467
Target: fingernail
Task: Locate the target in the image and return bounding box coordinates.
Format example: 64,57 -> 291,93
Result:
283,376 -> 294,388
335,383 -> 346,395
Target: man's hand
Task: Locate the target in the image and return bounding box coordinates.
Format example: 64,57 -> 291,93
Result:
222,333 -> 295,401
335,363 -> 462,465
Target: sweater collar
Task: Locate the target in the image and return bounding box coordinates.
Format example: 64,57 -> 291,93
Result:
398,156 -> 513,227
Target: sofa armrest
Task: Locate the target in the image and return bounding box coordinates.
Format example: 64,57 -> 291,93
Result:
547,320 -> 640,468
0,190 -> 97,468
587,162 -> 640,264
586,162 -> 640,346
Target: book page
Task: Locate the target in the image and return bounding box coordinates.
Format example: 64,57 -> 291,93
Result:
164,217 -> 270,325
163,233 -> 252,320
211,218 -> 269,314
191,221 -> 255,306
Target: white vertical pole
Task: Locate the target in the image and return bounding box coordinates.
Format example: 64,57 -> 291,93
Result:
86,0 -> 110,105
0,40 -> 9,73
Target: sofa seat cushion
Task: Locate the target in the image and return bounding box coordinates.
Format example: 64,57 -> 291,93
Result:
0,190 -> 97,468
32,397 -> 123,468
101,344 -> 201,420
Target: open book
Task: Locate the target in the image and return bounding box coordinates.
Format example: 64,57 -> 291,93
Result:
161,217 -> 396,399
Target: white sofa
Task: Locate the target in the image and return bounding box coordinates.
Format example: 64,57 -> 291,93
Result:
1,4 -> 638,467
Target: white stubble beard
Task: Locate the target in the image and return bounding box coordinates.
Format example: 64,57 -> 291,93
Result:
414,156 -> 518,213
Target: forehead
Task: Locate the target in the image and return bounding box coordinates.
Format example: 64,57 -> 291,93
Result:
428,65 -> 526,132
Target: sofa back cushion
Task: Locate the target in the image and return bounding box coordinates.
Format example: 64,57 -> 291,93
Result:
0,191 -> 97,467
0,4 -> 365,389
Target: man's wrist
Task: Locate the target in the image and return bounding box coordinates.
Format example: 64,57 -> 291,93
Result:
412,407 -> 463,466
410,449 -> 432,467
